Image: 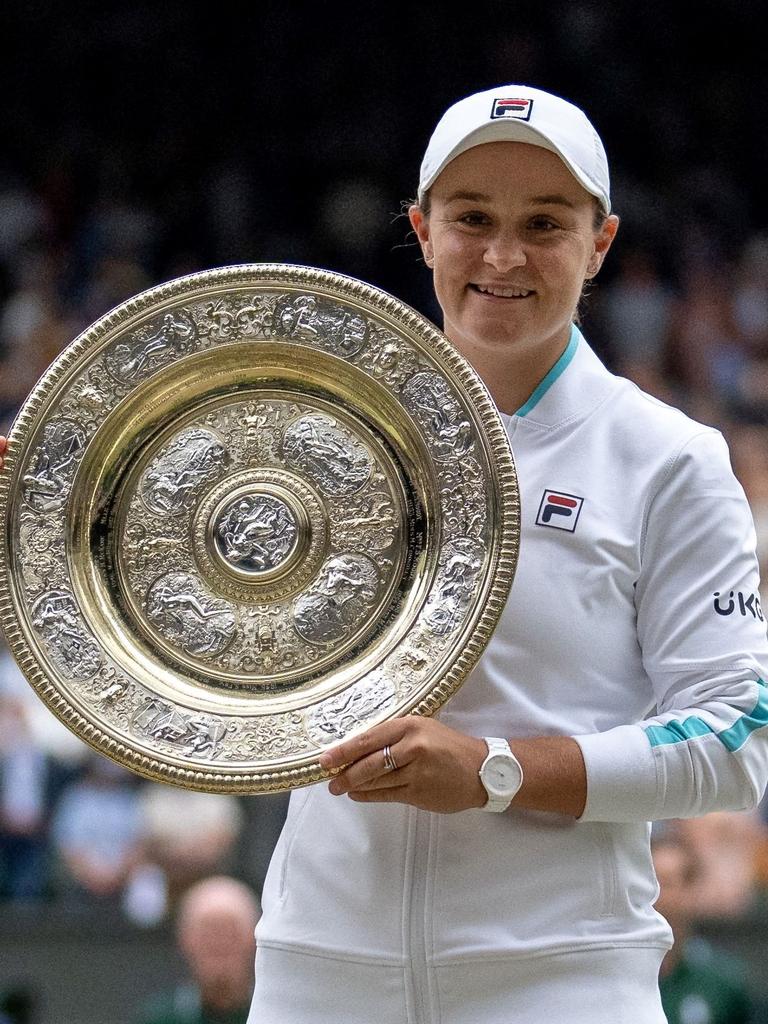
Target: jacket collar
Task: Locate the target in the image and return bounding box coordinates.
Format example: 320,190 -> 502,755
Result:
508,324 -> 615,430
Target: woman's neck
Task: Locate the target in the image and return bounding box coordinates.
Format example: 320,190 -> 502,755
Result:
448,329 -> 573,417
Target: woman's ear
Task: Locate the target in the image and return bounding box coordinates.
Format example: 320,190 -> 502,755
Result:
588,214 -> 620,277
409,204 -> 433,267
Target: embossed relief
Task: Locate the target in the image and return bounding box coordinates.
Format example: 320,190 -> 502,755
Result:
59,373 -> 118,437
274,294 -> 369,357
305,673 -> 397,745
17,511 -> 67,595
214,494 -> 297,573
145,572 -> 237,658
229,712 -> 308,762
435,455 -> 490,550
123,520 -> 187,575
293,552 -> 380,645
140,427 -> 227,516
104,311 -> 197,384
423,538 -> 485,637
229,401 -> 290,464
236,608 -> 302,674
332,489 -> 398,551
132,697 -> 235,759
402,372 -> 473,462
357,326 -> 420,389
195,294 -> 276,341
22,419 -> 86,512
282,413 -> 372,496
31,589 -> 102,679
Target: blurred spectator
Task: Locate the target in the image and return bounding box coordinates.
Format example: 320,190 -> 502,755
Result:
0,181 -> 49,270
598,249 -> 675,401
127,786 -> 245,925
653,827 -> 754,1023
0,984 -> 37,1024
50,753 -> 144,906
727,424 -> 768,606
135,875 -> 259,1024
0,691 -> 48,902
734,234 -> 768,355
0,247 -> 75,427
673,811 -> 766,921
665,261 -> 749,425
0,640 -> 80,903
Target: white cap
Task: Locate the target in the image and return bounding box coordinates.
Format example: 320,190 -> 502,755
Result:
418,84 -> 611,213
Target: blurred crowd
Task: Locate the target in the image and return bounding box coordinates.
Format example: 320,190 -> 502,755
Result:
0,640 -> 259,921
2,1 -> 768,1020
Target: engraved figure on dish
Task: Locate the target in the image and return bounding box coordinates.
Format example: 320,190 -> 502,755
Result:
141,428 -> 227,516
403,372 -> 473,461
294,552 -> 379,644
282,414 -> 371,496
306,675 -> 396,744
31,589 -> 102,678
362,329 -> 419,387
104,311 -> 196,383
182,715 -> 231,758
23,420 -> 85,512
132,699 -> 229,759
423,541 -> 483,637
146,572 -> 236,657
275,294 -> 368,356
334,491 -> 398,551
215,495 -> 297,572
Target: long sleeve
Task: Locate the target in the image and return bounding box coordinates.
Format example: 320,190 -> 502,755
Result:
575,429 -> 768,822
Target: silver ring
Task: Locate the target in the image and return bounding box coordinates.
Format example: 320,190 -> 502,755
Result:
382,744 -> 398,773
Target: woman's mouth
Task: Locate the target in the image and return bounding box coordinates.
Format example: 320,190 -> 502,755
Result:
470,284 -> 534,298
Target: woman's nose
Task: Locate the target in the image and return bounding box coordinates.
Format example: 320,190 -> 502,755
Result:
483,233 -> 526,272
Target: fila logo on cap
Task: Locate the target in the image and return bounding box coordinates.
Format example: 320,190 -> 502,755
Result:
491,97 -> 534,121
536,490 -> 584,532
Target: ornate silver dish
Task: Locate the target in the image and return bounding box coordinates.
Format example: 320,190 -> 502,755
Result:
0,265 -> 520,792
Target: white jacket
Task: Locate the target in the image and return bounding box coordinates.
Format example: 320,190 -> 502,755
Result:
249,328 -> 768,1024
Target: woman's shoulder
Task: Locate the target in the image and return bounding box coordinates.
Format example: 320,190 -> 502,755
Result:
605,371 -> 725,465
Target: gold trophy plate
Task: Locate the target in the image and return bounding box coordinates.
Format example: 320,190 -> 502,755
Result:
0,265 -> 519,793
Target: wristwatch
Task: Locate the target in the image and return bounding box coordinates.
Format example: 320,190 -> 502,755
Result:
479,737 -> 523,812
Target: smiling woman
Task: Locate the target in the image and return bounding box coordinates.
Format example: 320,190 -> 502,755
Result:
408,141 -> 618,414
246,84 -> 768,1024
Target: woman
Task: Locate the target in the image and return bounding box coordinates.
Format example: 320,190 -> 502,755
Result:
244,85 -> 768,1023
2,84 -> 767,1023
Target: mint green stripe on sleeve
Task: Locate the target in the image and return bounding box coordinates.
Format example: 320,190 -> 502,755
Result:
645,679 -> 768,753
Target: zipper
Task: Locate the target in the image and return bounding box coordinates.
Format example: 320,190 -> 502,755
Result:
407,806 -> 434,1024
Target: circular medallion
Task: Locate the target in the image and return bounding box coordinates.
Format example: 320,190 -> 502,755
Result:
0,264 -> 520,793
212,492 -> 298,576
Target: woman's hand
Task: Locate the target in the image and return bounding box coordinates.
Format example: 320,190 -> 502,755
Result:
0,436 -> 6,471
318,716 -> 488,814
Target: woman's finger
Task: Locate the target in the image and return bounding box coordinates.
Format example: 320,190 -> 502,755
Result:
328,739 -> 410,795
318,718 -> 411,772
348,764 -> 412,793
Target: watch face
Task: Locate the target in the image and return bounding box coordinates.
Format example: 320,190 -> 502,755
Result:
482,753 -> 521,797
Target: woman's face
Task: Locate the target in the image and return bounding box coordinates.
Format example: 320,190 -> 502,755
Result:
409,141 -> 618,368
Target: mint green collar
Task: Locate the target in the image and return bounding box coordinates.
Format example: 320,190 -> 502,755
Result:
514,324 -> 581,418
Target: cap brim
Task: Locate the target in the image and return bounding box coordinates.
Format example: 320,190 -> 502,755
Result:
419,121 -> 610,213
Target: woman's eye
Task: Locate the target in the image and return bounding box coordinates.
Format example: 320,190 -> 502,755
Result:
457,212 -> 489,226
529,217 -> 559,231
